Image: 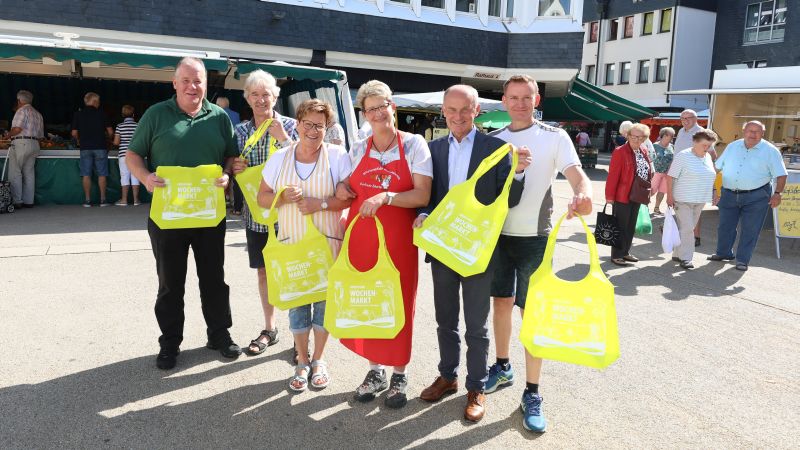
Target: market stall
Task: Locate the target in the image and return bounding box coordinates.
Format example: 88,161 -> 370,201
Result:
0,42 -> 358,205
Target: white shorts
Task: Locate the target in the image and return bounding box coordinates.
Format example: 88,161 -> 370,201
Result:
118,156 -> 140,186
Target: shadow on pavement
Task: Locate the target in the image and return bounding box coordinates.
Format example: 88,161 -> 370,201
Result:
0,348 -> 531,449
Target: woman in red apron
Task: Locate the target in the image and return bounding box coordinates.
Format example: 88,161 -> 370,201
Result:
338,81 -> 432,409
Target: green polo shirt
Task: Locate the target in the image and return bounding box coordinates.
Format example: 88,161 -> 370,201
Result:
128,96 -> 237,169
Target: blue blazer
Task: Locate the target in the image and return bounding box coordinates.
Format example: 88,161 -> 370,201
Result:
419,131 -> 524,264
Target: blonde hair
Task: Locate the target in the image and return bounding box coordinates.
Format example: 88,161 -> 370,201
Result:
629,123 -> 650,137
121,105 -> 135,118
243,69 -> 280,99
356,80 -> 392,110
84,92 -> 100,106
295,99 -> 334,126
619,120 -> 634,135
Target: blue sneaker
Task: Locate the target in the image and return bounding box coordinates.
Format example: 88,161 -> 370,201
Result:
484,362 -> 514,393
520,391 -> 547,433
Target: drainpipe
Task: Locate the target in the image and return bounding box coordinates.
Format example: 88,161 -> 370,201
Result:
595,0 -> 608,86
666,0 -> 680,109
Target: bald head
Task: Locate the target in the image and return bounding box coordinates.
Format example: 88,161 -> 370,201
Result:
443,84 -> 479,109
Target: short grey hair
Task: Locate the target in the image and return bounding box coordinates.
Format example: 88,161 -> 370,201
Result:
174,57 -> 206,78
680,109 -> 698,118
243,69 -> 280,99
444,84 -> 479,108
17,90 -> 33,104
84,92 -> 100,106
619,120 -> 633,135
215,96 -> 230,108
742,120 -> 766,131
658,127 -> 676,139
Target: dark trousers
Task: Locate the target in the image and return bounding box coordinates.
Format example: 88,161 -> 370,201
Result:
232,178 -> 244,211
430,259 -> 493,392
611,201 -> 641,259
147,219 -> 232,350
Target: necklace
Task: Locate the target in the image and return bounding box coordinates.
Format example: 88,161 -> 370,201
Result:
294,143 -> 321,180
373,131 -> 397,166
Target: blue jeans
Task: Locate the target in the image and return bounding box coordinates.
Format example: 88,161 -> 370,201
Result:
288,301 -> 326,333
715,184 -> 771,265
79,149 -> 109,177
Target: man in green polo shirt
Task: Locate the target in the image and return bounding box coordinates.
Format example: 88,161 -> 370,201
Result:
126,57 -> 241,370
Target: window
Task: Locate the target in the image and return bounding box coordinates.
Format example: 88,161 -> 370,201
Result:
743,59 -> 769,68
744,1 -> 787,44
421,0 -> 444,7
538,0 -> 570,17
608,18 -> 619,41
660,8 -> 672,32
619,62 -> 631,84
488,0 -> 501,17
391,0 -> 411,3
637,60 -> 650,83
585,65 -> 596,83
588,21 -> 599,43
623,16 -> 634,38
505,0 -> 515,17
605,63 -> 615,85
642,12 -> 654,35
655,58 -> 668,82
456,0 -> 477,13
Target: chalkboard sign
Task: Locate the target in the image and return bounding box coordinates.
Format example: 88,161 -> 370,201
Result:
775,183 -> 800,237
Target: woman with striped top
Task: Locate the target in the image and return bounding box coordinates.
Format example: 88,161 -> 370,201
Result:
666,129 -> 719,269
113,105 -> 140,206
257,99 -> 352,392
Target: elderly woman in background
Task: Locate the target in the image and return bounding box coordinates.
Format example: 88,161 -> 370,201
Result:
666,130 -> 719,269
650,127 -> 675,215
605,123 -> 653,266
336,80 -> 432,409
231,69 -> 298,356
257,99 -> 352,391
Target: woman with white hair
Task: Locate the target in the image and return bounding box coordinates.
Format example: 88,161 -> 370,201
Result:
231,69 -> 298,356
605,123 -> 653,266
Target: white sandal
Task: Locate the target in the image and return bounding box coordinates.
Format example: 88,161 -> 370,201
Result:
310,360 -> 330,389
289,364 -> 310,392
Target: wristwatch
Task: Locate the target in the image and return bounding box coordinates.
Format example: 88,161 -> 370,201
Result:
320,199 -> 329,210
386,192 -> 397,206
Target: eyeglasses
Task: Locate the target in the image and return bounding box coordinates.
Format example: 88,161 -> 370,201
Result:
364,101 -> 391,116
628,134 -> 647,140
300,119 -> 326,132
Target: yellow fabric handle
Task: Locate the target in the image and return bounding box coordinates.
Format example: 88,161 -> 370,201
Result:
240,118 -> 273,160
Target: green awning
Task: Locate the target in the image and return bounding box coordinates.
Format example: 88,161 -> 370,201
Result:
541,78 -> 656,122
474,110 -> 511,129
0,43 -> 229,71
236,62 -> 343,81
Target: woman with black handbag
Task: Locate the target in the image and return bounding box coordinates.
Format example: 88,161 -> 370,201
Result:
605,123 -> 653,266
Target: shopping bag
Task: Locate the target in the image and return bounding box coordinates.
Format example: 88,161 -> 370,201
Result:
234,119 -> 278,225
593,203 -> 622,248
149,164 -> 225,229
324,215 -> 404,339
634,204 -> 653,235
661,206 -> 681,253
413,144 -> 517,277
263,187 -> 334,310
520,213 -> 620,369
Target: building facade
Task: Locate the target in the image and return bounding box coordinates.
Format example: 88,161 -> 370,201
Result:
1,0 -> 586,97
581,0 -> 717,111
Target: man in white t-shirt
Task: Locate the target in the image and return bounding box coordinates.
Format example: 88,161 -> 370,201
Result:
486,75 -> 593,433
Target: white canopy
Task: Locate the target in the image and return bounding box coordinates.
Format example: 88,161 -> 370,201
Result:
392,91 -> 506,112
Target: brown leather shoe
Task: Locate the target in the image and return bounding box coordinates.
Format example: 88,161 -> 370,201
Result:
420,376 -> 458,402
464,390 -> 486,422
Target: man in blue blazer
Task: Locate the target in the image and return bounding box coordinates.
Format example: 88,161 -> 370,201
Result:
414,84 -> 530,422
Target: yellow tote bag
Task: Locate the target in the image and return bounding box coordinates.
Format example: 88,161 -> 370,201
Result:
234,119 -> 278,225
149,164 -> 226,229
324,215 -> 404,339
262,187 -> 335,311
413,144 -> 517,277
519,213 -> 620,370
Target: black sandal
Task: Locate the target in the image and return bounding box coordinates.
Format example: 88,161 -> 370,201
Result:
246,328 -> 279,355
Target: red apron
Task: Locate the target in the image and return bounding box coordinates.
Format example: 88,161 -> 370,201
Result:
340,133 -> 417,366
